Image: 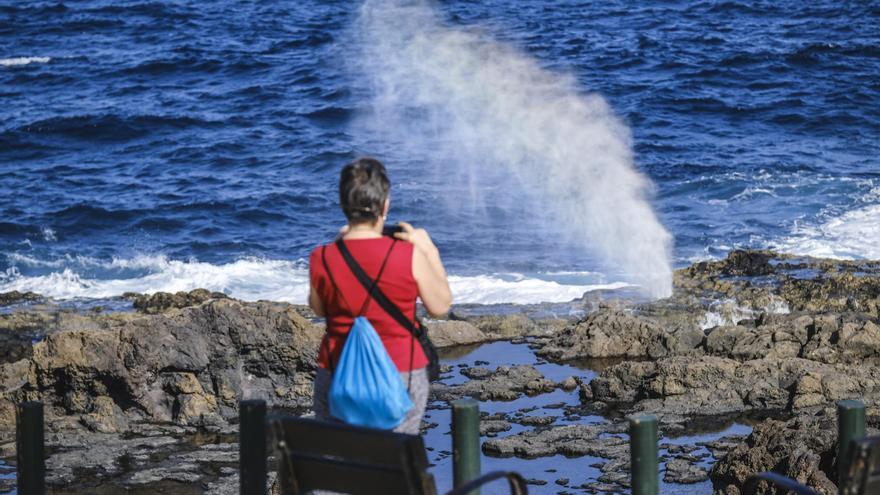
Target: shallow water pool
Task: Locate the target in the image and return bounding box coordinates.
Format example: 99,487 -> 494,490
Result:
427,341 -> 752,494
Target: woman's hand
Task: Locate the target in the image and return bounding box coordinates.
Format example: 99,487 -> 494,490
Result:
393,221 -> 438,255
394,222 -> 452,316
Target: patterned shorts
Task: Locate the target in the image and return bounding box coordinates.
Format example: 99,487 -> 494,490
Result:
312,366 -> 430,435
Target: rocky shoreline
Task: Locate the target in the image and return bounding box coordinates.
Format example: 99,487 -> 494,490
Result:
0,250 -> 877,494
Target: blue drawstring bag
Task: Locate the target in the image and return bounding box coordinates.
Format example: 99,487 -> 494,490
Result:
329,316 -> 413,429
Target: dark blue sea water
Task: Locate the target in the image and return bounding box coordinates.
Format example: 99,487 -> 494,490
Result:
1,0 -> 878,304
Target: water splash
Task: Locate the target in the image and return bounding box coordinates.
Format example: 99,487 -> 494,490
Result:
353,0 -> 673,298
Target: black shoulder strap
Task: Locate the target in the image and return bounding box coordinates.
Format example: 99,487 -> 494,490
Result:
355,240 -> 396,316
335,239 -> 422,335
321,245 -> 353,314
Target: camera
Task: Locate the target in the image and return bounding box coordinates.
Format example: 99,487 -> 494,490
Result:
382,224 -> 404,237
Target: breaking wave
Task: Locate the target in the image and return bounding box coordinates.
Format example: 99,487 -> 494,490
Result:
0,254 -> 628,305
771,204 -> 880,260
0,56 -> 51,67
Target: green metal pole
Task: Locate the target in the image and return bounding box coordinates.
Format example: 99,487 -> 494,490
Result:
452,398 -> 481,495
630,414 -> 659,495
16,402 -> 45,495
837,400 -> 866,492
240,400 -> 267,495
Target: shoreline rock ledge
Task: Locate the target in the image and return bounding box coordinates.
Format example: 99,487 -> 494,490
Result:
0,297 -> 323,435
527,250 -> 880,494
0,249 -> 877,495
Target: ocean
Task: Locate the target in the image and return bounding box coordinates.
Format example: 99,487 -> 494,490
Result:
1,0 -> 878,305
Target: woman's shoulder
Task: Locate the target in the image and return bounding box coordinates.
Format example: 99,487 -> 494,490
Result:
309,243 -> 331,269
309,243 -> 326,258
310,237 -> 412,261
389,239 -> 415,283
391,237 -> 413,252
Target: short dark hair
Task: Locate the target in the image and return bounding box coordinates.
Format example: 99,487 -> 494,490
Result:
339,157 -> 390,224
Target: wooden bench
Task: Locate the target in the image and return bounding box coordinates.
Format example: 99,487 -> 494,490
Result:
265,414 -> 528,495
745,436 -> 880,495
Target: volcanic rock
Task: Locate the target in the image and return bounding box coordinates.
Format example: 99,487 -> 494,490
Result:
480,419 -> 512,436
0,298 -> 322,434
705,313 -> 880,365
482,423 -> 628,459
664,458 -> 709,484
426,319 -> 487,347
468,314 -> 566,339
127,289 -> 229,314
590,356 -> 880,417
0,291 -> 42,306
536,309 -> 704,362
430,365 -> 556,402
710,411 -> 842,495
780,273 -> 880,316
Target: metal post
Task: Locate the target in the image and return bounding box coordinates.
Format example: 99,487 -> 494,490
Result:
240,400 -> 267,495
452,398 -> 481,495
837,400 -> 866,491
16,401 -> 45,495
630,414 -> 659,495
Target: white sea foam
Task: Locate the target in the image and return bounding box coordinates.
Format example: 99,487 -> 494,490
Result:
541,270 -> 603,277
0,57 -> 51,67
771,204 -> 880,260
353,0 -> 674,298
699,297 -> 790,330
730,186 -> 776,201
448,275 -> 630,305
0,255 -> 625,305
41,227 -> 57,242
0,256 -> 312,303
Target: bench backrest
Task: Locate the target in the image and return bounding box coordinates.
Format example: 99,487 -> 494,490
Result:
842,436 -> 880,495
270,416 -> 437,495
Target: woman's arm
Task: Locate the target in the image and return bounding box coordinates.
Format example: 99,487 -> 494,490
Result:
395,222 -> 452,317
309,287 -> 326,317
308,249 -> 327,317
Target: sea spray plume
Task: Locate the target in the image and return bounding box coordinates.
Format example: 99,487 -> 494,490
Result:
354,0 -> 674,298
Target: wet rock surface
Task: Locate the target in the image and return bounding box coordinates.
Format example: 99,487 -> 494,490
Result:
466,313 -> 568,339
426,319 -> 487,348
478,413 -> 739,493
483,423 -> 629,458
0,291 -> 42,307
710,410 -> 846,495
479,418 -> 512,436
590,355 -> 880,417
126,289 -> 229,314
703,313 -> 880,365
431,364 -> 557,401
534,252 -> 880,421
664,458 -> 709,484
676,250 -> 880,318
0,251 -> 877,494
511,251 -> 880,493
0,294 -> 323,437
0,423 -> 245,494
537,308 -> 705,361
427,313 -> 569,348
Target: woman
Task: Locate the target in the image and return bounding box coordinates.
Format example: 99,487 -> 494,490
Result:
308,157 -> 452,434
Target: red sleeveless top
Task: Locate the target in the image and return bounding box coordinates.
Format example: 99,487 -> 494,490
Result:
309,237 -> 427,372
